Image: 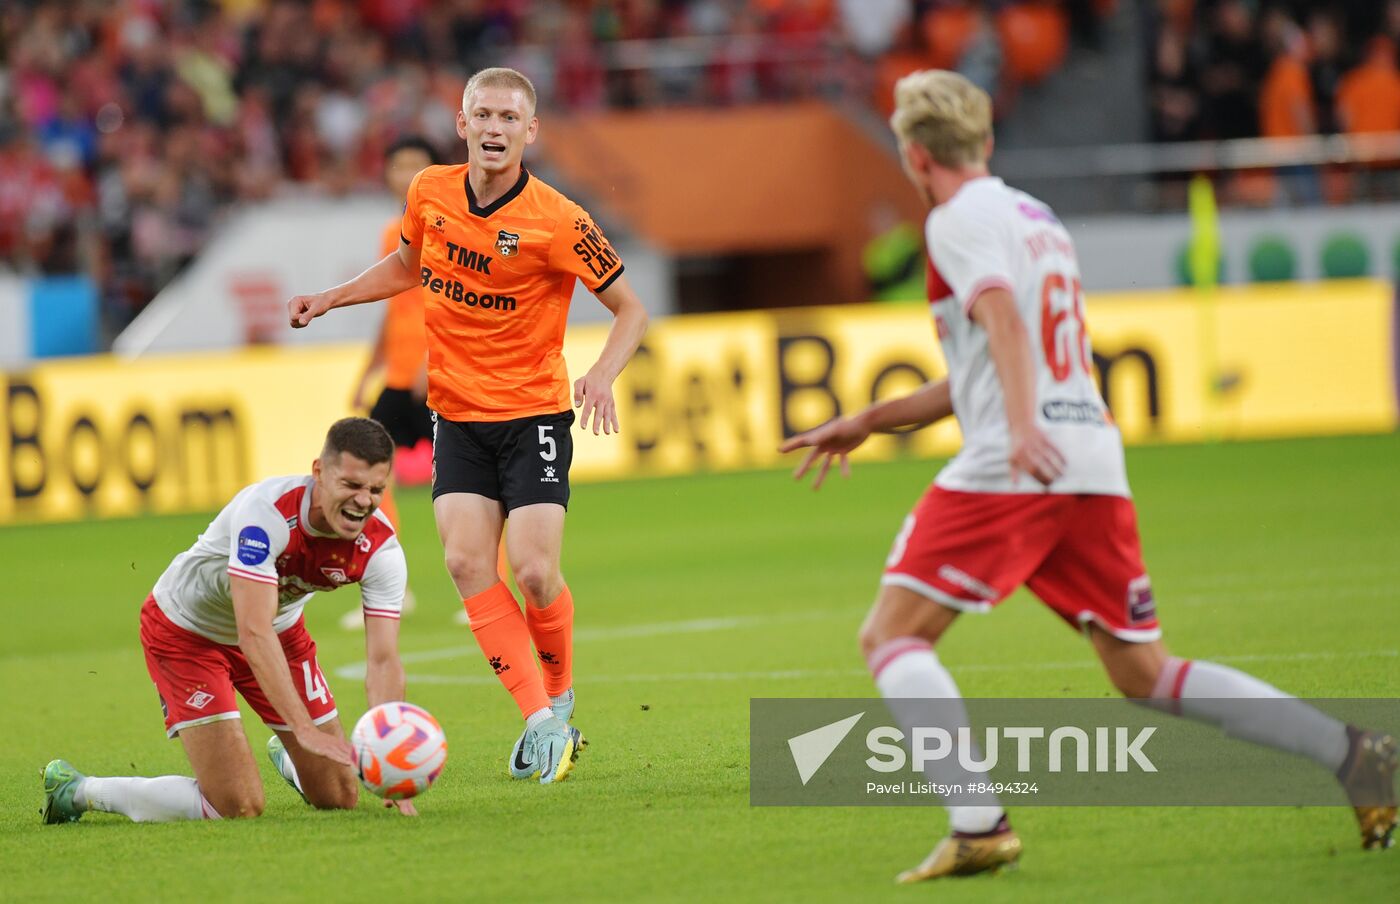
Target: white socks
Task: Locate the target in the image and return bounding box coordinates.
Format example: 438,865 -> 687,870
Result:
869,637 -> 1005,834
77,776 -> 218,822
1153,657 -> 1350,771
525,707 -> 554,729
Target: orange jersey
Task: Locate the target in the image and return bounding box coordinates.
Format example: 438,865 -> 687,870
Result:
401,165 -> 623,421
378,219 -> 428,390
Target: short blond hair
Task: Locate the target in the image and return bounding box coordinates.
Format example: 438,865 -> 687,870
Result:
889,70 -> 992,168
463,67 -> 538,116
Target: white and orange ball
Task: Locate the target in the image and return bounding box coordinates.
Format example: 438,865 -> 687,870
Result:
351,702 -> 448,800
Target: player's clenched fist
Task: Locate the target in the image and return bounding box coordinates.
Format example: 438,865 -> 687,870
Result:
288,292 -> 335,328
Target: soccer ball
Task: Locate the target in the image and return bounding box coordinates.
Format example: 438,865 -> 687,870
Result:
351,702 -> 448,799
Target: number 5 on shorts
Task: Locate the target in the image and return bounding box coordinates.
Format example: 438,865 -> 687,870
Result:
301,660 -> 329,705
538,425 -> 557,461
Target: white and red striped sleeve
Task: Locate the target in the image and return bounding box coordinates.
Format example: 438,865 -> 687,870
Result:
359,535 -> 407,620
225,495 -> 290,587
925,203 -> 1014,318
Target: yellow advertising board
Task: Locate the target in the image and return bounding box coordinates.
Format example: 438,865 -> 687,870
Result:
2,280 -> 1394,524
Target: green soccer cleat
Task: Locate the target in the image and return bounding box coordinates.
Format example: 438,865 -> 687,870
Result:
266,736 -> 308,804
41,759 -> 86,825
508,692 -> 585,780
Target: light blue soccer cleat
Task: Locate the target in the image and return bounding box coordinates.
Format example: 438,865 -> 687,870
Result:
509,692 -> 582,780
266,736 -> 308,804
528,717 -> 584,785
41,759 -> 86,825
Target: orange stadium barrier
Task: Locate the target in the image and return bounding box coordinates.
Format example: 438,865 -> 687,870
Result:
1,280 -> 1395,524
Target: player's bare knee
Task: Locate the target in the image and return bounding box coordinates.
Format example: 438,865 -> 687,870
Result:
857,623 -> 884,660
1109,664 -> 1158,699
310,783 -> 358,811
443,549 -> 495,590
216,790 -> 265,819
514,561 -> 561,607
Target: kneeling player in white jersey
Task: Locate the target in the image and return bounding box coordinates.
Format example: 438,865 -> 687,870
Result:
781,70 -> 1396,881
41,417 -> 417,822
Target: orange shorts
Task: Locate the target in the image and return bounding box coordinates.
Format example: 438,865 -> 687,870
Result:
881,487 -> 1160,642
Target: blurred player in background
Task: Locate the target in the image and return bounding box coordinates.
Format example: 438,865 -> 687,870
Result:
42,418 -> 416,823
288,68 -> 648,785
781,70 -> 1397,881
341,136 -> 436,631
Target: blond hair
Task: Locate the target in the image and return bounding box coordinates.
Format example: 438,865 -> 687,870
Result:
462,67 -> 538,116
889,70 -> 992,168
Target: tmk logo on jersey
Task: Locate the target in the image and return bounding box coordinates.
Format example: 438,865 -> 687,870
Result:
444,241 -> 493,274
495,230 -> 520,257
321,567 -> 350,584
787,713 -> 1159,785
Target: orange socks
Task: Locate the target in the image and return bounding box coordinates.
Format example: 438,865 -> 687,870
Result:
527,586 -> 574,697
463,582 -> 549,719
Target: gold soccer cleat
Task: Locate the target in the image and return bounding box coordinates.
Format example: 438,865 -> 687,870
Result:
895,829 -> 1022,883
1337,727 -> 1398,850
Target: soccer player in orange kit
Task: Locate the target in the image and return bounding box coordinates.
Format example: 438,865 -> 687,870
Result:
289,68 -> 647,784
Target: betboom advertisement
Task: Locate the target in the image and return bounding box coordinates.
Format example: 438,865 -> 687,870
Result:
2,280 -> 1395,525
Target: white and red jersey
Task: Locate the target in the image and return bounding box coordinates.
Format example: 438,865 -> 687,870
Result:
151,475 -> 407,645
925,176 -> 1129,497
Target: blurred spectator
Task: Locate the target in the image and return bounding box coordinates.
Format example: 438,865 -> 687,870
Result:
1259,8 -> 1318,205
1258,8 -> 1314,139
1307,9 -> 1346,135
1335,37 -> 1400,136
1197,0 -> 1264,141
1148,16 -> 1199,143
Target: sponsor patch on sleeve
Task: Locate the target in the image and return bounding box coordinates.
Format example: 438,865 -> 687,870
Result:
236,526 -> 272,566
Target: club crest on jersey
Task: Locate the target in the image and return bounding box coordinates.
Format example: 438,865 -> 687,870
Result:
321,567 -> 350,585
1127,575 -> 1156,623
495,229 -> 520,257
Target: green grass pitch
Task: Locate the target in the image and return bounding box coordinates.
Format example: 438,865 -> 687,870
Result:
2,433 -> 1398,902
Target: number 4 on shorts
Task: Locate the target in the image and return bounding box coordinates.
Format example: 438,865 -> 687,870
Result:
301,660 -> 329,704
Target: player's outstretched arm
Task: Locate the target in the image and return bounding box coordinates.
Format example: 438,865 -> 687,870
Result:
575,273 -> 649,435
780,379 -> 953,490
971,288 -> 1065,486
288,242 -> 422,329
231,577 -> 354,765
363,614 -> 416,816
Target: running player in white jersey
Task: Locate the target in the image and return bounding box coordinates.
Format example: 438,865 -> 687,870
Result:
41,418 -> 418,823
781,70 -> 1396,881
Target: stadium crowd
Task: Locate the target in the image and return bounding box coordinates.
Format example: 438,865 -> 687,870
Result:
1149,0 -> 1400,143
1,0 -> 1109,334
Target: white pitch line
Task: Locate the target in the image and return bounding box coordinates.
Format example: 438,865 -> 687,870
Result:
342,648 -> 1400,687
333,609 -> 859,680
